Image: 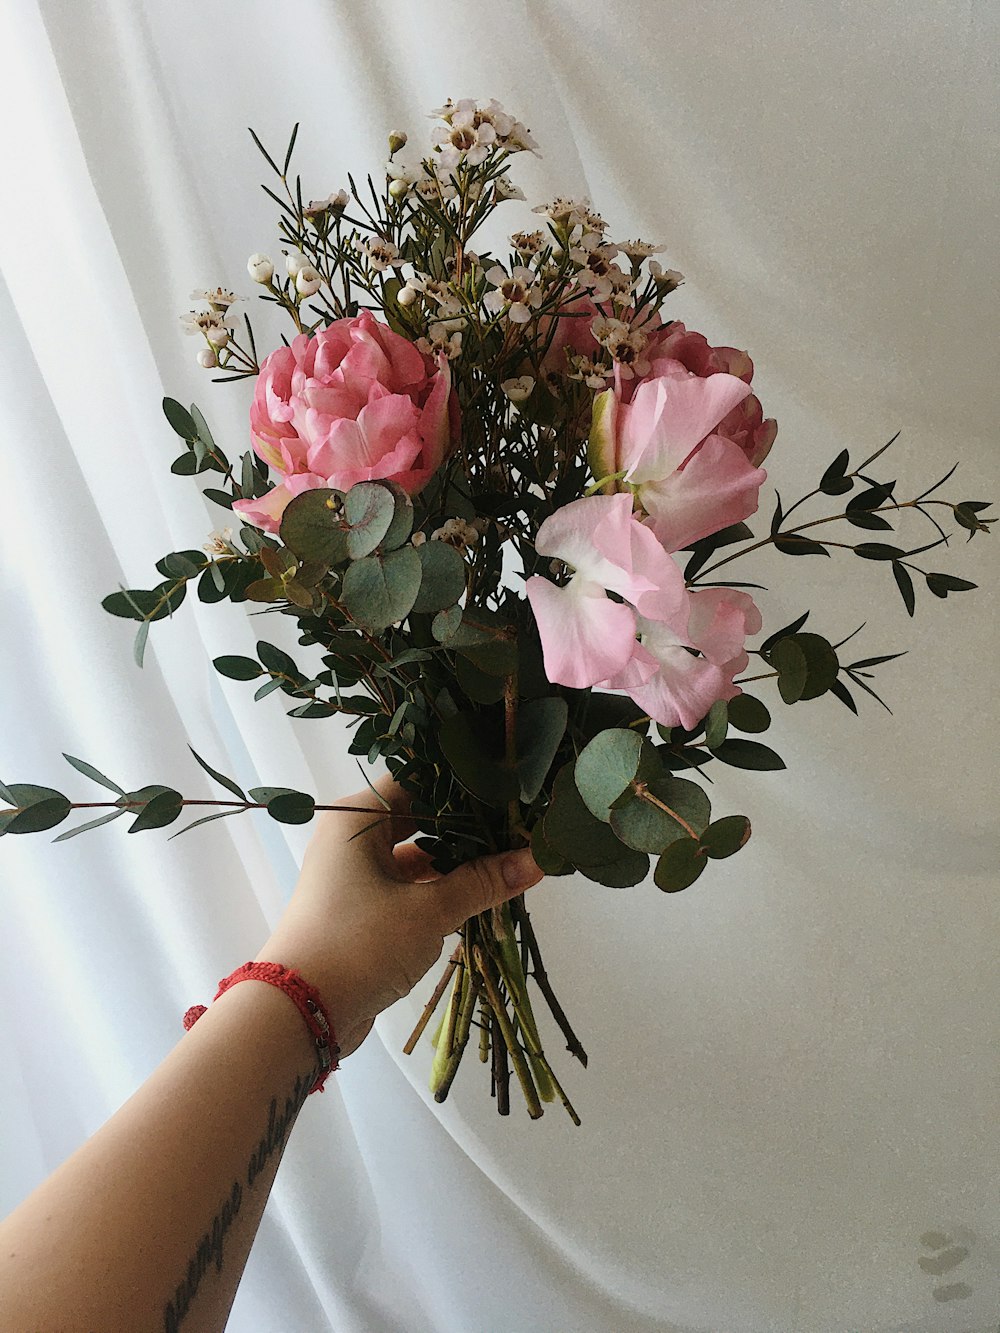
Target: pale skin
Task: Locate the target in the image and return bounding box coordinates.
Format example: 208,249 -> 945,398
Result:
0,777 -> 542,1332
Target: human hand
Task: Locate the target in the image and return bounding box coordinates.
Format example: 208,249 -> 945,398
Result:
256,776 -> 543,1058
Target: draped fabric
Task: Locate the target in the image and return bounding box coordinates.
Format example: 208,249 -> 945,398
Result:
1,2 -> 998,1328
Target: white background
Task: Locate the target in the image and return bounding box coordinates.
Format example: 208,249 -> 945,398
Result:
1,2 -> 997,1329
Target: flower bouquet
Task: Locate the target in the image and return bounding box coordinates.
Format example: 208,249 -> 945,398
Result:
2,99 -> 991,1123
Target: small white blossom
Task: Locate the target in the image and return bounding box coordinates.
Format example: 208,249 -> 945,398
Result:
360,237 -> 403,272
590,314 -> 651,379
483,264 -> 544,324
203,527 -> 235,555
493,176 -> 526,203
533,197 -> 595,229
197,348 -> 218,369
433,115 -> 498,171
304,191 -> 348,219
247,253 -> 274,284
617,239 -> 666,261
179,309 -> 233,343
295,265 -> 323,297
566,354 -> 612,390
501,375 -> 535,404
416,326 -> 463,359
510,230 -> 546,256
649,262 -> 684,293
410,530 -> 427,547
191,287 -> 239,309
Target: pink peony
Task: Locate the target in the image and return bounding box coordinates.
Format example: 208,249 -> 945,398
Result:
233,311 -> 456,532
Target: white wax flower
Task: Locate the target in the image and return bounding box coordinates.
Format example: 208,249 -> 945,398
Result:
284,250 -> 310,279
247,254 -> 274,283
197,348 -> 218,368
295,265 -> 322,297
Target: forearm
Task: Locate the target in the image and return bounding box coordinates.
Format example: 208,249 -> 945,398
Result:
0,979 -> 320,1333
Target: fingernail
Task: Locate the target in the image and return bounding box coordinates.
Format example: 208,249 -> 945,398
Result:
502,849 -> 542,891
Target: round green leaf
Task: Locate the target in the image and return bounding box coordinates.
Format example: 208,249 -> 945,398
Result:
727,693 -> 771,733
345,482 -> 396,559
610,775 -> 711,852
700,815 -> 752,859
575,729 -> 648,822
790,632 -> 840,701
213,655 -> 263,681
379,483 -> 415,550
654,839 -> 707,892
529,817 -> 572,876
266,791 -> 316,824
704,699 -> 728,750
770,637 -> 808,704
578,848 -> 650,887
342,546 -> 422,631
515,697 -> 568,803
411,540 -> 468,615
279,489 -> 347,564
544,764 -> 626,866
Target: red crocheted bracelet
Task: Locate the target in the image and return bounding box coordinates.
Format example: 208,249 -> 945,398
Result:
183,961 -> 340,1094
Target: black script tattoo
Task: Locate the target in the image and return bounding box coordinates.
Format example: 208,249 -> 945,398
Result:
163,1179 -> 242,1333
162,1070 -> 312,1332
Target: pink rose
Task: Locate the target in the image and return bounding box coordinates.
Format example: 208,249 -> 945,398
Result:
233,311 -> 456,532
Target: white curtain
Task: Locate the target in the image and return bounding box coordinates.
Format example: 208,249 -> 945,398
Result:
2,2 -> 998,1329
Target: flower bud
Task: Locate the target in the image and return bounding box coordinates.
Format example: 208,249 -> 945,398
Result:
295,265 -> 322,297
388,130 -> 408,155
388,177 -> 410,200
397,283 -> 419,307
330,189 -> 349,212
285,250 -> 310,279
247,253 -> 274,284
206,325 -> 230,348
197,348 -> 218,368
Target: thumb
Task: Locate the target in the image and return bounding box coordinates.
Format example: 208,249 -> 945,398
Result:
432,847 -> 544,931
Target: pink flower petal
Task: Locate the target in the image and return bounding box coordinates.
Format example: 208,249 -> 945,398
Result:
622,364 -> 753,483
231,482 -> 296,534
525,576 -> 639,688
640,433 -> 766,552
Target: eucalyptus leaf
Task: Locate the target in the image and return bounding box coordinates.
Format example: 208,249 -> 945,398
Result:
342,546 -> 422,631
515,697 -> 568,803
438,711 -> 517,807
62,754 -> 125,795
727,693 -> 771,733
128,788 -> 183,833
543,764 -> 627,867
574,729 -> 654,822
704,700 -> 728,749
162,397 -> 197,440
700,815 -> 752,859
188,745 -> 248,801
53,807 -> 128,841
711,739 -> 786,771
266,791 -> 316,824
2,785 -> 72,835
411,541 -> 468,615
279,488 -> 347,564
214,655 -> 263,681
769,637 -> 809,704
654,839 -> 707,892
529,816 -> 573,876
609,774 -> 711,852
577,847 -> 650,888
344,482 -> 396,558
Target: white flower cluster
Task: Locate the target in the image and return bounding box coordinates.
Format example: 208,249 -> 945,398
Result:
430,516 -> 488,549
179,288 -> 241,367
430,98 -> 539,172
